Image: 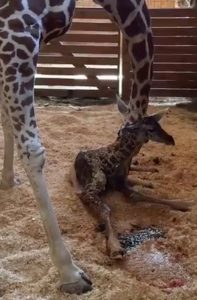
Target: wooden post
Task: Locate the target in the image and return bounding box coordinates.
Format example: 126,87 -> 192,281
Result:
119,33 -> 132,103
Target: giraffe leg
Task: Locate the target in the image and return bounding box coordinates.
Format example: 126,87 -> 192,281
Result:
0,37 -> 92,295
127,177 -> 154,189
0,105 -> 21,189
129,165 -> 159,173
79,181 -> 126,260
122,182 -> 193,212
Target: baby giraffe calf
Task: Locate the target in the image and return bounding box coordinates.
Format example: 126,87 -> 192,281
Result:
71,112 -> 191,259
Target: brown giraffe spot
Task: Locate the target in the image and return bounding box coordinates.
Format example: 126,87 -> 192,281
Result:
21,96 -> 32,107
5,85 -> 9,92
125,12 -> 146,37
12,0 -> 24,11
141,84 -> 151,97
17,49 -> 29,60
117,0 -> 135,24
13,83 -> 19,93
29,107 -> 35,118
0,31 -> 8,39
26,130 -> 35,138
142,107 -> 147,115
5,66 -> 17,76
10,106 -> 22,113
137,62 -> 150,84
44,26 -> 70,43
3,42 -> 14,52
33,54 -> 38,67
19,62 -> 31,73
132,83 -> 138,98
42,11 -> 66,34
6,76 -> 16,82
14,99 -> 19,104
27,0 -> 45,15
30,120 -> 36,128
19,114 -> 25,124
14,123 -> 22,132
12,35 -> 36,52
0,53 -> 15,64
132,40 -> 146,62
8,19 -> 24,32
19,77 -> 34,95
23,14 -> 36,25
21,134 -> 28,143
0,20 -> 4,28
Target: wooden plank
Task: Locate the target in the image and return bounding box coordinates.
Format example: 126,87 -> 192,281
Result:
154,63 -> 197,72
35,77 -> 117,88
35,88 -> 114,98
154,36 -> 197,46
41,44 -> 119,55
152,80 -> 197,88
60,33 -> 119,43
154,45 -> 197,55
74,8 -> 110,19
37,67 -> 118,76
151,18 -> 197,28
150,9 -> 197,18
153,72 -> 197,81
154,54 -> 197,63
38,56 -> 118,65
70,22 -> 117,31
150,89 -> 197,97
153,27 -> 197,37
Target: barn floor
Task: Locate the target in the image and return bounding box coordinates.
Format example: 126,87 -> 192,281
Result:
0,103 -> 197,300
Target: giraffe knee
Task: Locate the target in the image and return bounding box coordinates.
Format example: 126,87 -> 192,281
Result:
18,140 -> 46,172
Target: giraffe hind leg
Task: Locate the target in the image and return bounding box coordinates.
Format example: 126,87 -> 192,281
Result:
78,169 -> 126,259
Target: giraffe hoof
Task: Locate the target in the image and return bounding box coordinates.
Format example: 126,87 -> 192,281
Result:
110,248 -> 127,260
59,272 -> 93,295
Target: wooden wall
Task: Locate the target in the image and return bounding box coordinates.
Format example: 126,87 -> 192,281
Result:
122,8 -> 197,98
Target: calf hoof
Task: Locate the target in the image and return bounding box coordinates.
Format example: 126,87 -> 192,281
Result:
110,248 -> 126,260
59,272 -> 93,295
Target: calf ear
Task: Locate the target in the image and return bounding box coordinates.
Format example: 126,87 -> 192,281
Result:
116,95 -> 130,116
150,108 -> 169,122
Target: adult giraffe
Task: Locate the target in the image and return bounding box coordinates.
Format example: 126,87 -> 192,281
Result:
0,0 -> 153,295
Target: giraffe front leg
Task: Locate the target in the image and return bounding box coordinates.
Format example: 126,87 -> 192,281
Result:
80,187 -> 126,259
13,131 -> 92,294
0,105 -> 20,189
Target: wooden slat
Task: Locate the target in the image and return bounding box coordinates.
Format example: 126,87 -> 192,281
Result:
60,33 -> 119,43
154,45 -> 197,54
152,80 -> 197,88
154,37 -> 197,46
154,63 -> 197,72
153,72 -> 197,81
154,54 -> 197,63
150,8 -> 197,18
41,44 -> 118,55
35,88 -> 114,98
151,18 -> 197,28
38,56 -> 118,65
150,89 -> 197,97
70,22 -> 117,31
74,8 -> 110,19
37,67 -> 118,76
35,78 -> 117,88
153,27 -> 197,37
